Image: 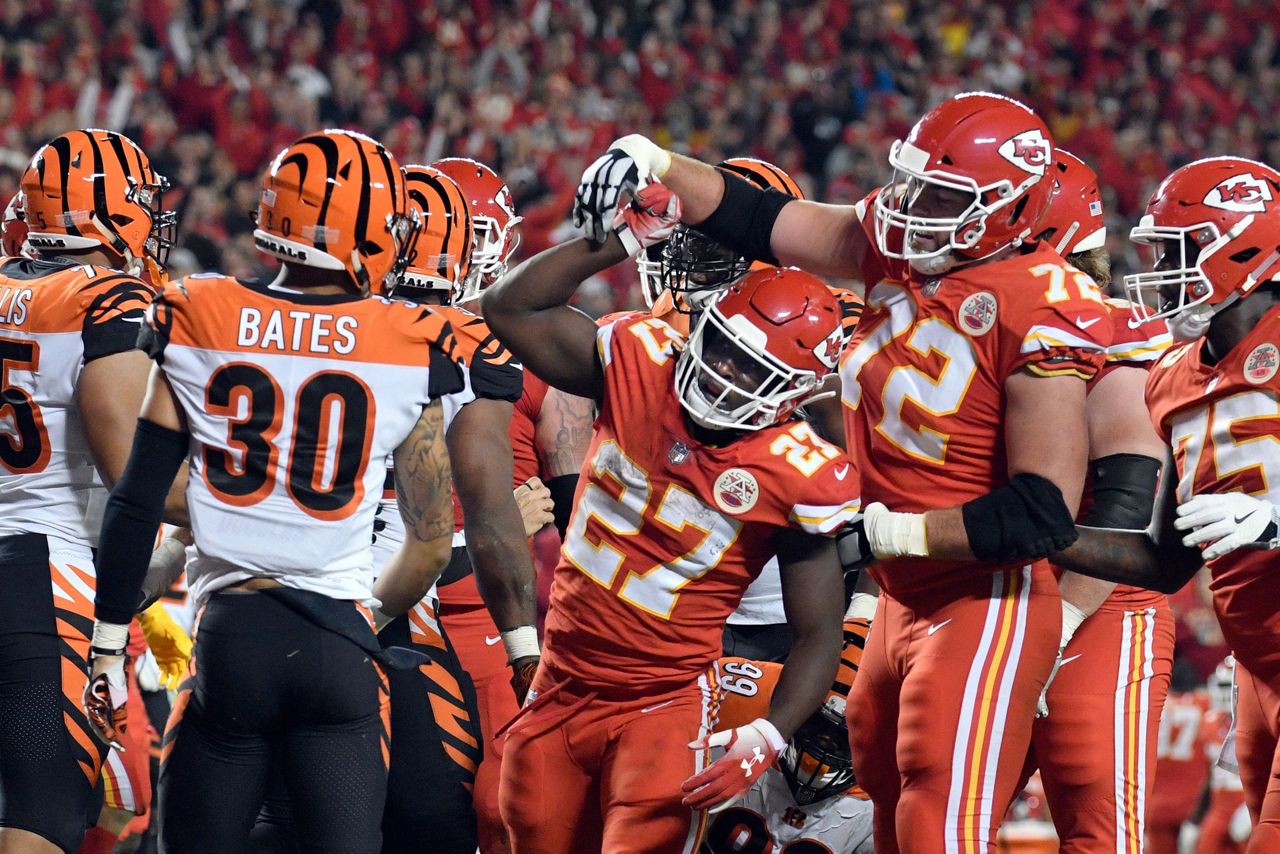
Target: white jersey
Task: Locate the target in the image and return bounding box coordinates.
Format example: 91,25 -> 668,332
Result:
143,274 -> 462,606
0,258 -> 153,545
702,768 -> 875,853
727,556 -> 786,625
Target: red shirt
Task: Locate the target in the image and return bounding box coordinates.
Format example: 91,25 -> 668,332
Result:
542,313 -> 860,690
1146,305 -> 1280,681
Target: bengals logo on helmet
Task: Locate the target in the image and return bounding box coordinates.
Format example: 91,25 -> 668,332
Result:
998,129 -> 1051,177
1203,173 -> 1274,214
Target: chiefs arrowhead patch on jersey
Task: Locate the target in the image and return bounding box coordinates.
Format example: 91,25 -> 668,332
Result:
714,468 -> 760,515
997,129 -> 1051,176
1203,173 -> 1274,214
958,291 -> 998,336
1244,342 -> 1279,385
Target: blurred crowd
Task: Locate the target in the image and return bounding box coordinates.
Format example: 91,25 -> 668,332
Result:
0,0 -> 1261,675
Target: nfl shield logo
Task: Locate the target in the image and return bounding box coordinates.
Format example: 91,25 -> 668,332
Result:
668,442 -> 691,465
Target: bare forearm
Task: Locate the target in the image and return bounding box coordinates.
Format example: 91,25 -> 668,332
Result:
1053,526 -> 1200,593
373,542 -> 449,616
923,506 -> 976,560
661,154 -> 727,224
768,627 -> 840,740
467,510 -> 538,630
486,235 -> 629,319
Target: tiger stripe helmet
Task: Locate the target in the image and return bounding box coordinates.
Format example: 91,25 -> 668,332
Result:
431,157 -> 522,302
778,616 -> 867,805
395,164 -> 473,303
254,129 -> 417,296
22,129 -> 174,276
720,156 -> 806,199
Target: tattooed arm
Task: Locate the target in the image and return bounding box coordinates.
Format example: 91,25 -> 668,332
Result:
1052,448 -> 1203,594
535,385 -> 593,538
374,399 -> 454,616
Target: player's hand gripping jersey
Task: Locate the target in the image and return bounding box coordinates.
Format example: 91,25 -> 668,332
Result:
542,313 -> 860,691
140,274 -> 462,605
842,196 -> 1110,598
0,258 -> 153,542
1145,304 -> 1280,680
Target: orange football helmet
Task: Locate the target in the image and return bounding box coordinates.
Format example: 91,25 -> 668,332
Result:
779,617 -> 868,805
396,164 -> 473,303
431,157 -> 522,301
22,129 -> 174,277
255,129 -> 417,296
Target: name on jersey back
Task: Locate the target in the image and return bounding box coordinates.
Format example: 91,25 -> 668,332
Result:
0,287 -> 32,326
236,306 -> 359,355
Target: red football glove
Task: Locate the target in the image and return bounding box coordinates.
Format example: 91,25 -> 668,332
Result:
681,717 -> 786,812
613,182 -> 682,256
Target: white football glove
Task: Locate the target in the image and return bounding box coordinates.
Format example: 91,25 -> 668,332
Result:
1174,492 -> 1280,561
573,134 -> 672,244
863,502 -> 929,558
613,182 -> 682,256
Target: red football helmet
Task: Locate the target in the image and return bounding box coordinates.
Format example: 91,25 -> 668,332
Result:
1038,150 -> 1106,256
3,188 -> 28,257
873,92 -> 1055,275
431,157 -> 521,301
779,617 -> 867,805
1125,157 -> 1280,337
675,266 -> 842,431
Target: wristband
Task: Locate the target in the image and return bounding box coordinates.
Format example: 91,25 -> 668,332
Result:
502,625 -> 540,661
91,621 -> 130,656
754,717 -> 788,753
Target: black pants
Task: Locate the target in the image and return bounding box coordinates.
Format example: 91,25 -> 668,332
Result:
250,602 -> 482,854
0,533 -> 106,853
157,589 -> 389,853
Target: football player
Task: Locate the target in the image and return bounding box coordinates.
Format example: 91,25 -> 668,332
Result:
572,92 -> 1112,850
1052,156 -> 1280,846
1017,151 -> 1177,853
1191,658 -> 1250,853
84,129 -> 462,852
701,618 -> 875,854
481,187 -> 860,852
374,163 -> 535,853
433,155 -> 592,854
0,130 -> 179,854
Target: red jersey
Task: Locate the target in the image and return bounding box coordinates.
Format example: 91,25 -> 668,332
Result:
543,313 -> 860,690
509,369 -> 549,490
1065,299 -> 1173,611
1149,689 -> 1213,828
840,234 -> 1110,600
1145,305 -> 1280,681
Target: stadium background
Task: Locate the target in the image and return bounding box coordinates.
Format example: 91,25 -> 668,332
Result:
1,0 -> 1264,839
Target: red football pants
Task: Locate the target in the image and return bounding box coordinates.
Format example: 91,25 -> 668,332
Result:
1021,603 -> 1174,854
1232,664 -> 1280,852
849,564 -> 1060,854
1198,787 -> 1247,854
439,600 -> 520,854
498,663 -> 718,854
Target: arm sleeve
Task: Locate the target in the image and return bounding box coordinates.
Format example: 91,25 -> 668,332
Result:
547,474 -> 578,539
94,419 -> 189,624
80,275 -> 155,362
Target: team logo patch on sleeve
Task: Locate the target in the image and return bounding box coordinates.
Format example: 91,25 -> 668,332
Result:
1244,342 -> 1279,384
1204,174 -> 1273,214
997,129 -> 1051,176
957,291 -> 998,336
714,468 -> 759,514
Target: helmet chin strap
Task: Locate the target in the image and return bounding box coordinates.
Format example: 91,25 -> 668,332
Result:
88,213 -> 143,276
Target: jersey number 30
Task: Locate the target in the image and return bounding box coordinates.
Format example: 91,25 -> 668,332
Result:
204,363 -> 373,520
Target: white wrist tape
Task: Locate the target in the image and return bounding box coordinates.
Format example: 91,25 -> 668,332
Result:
753,717 -> 788,753
1060,600 -> 1089,650
502,625 -> 540,661
91,621 -> 130,655
865,504 -> 929,558
614,223 -> 643,257
845,592 -> 878,622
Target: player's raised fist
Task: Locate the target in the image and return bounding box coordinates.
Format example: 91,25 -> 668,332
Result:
573,134 -> 672,244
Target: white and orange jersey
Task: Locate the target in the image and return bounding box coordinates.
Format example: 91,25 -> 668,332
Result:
0,257 -> 153,545
1145,304 -> 1280,679
701,771 -> 875,854
542,313 -> 860,691
142,274 -> 462,606
372,303 -> 522,570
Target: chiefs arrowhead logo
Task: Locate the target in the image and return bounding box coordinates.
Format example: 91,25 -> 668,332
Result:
998,129 -> 1050,177
813,325 -> 845,370
1204,173 -> 1273,214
